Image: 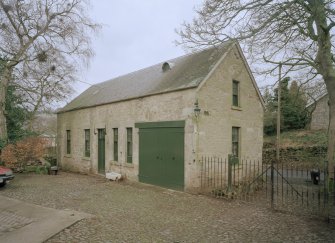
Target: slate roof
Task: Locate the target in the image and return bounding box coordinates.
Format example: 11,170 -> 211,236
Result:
59,41 -> 234,113
306,92 -> 328,108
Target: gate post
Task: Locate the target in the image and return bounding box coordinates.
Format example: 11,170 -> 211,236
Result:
324,160 -> 329,221
228,157 -> 232,196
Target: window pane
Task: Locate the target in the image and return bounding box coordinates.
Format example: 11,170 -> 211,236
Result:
126,128 -> 133,163
113,128 -> 118,161
233,81 -> 238,94
84,129 -> 90,157
66,130 -> 71,154
232,127 -> 240,157
127,128 -> 132,142
232,80 -> 239,106
232,127 -> 239,142
233,95 -> 238,106
127,142 -> 132,155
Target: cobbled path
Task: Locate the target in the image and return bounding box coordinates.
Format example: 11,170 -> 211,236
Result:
0,172 -> 333,242
0,211 -> 33,233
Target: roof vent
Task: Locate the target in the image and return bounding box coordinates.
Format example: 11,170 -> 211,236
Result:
162,62 -> 172,72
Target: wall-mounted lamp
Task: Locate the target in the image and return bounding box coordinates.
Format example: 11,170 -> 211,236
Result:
194,99 -> 201,118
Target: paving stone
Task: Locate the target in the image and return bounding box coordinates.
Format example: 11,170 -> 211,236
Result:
0,211 -> 32,233
0,172 -> 334,242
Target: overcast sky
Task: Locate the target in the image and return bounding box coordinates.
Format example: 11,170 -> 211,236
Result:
68,0 -> 204,103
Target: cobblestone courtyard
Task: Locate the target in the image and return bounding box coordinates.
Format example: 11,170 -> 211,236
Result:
0,172 -> 333,242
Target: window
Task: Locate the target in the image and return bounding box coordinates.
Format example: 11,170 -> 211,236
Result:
126,128 -> 133,163
232,127 -> 240,158
232,80 -> 239,107
84,129 -> 90,157
66,130 -> 71,154
113,128 -> 118,161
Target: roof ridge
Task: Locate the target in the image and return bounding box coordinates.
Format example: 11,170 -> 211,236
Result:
93,42 -> 232,86
59,40 -> 233,113
306,91 -> 328,107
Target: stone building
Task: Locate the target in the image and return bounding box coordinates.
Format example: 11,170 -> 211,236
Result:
57,41 -> 264,191
308,93 -> 329,130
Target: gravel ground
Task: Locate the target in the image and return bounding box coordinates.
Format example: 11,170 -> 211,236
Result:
0,172 -> 334,242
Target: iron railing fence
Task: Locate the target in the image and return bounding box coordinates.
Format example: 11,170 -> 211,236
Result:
200,156 -> 335,221
200,157 -> 263,197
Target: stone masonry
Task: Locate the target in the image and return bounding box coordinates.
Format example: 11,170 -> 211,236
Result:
57,43 -> 264,191
310,94 -> 329,130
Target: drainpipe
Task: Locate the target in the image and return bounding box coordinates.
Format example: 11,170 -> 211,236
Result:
193,98 -> 201,190
193,99 -> 201,162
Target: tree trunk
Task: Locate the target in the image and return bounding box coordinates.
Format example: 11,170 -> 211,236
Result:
313,2 -> 335,175
0,65 -> 14,144
318,52 -> 335,175
326,84 -> 335,176
0,69 -> 9,143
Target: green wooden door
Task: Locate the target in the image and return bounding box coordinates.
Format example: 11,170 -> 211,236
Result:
98,129 -> 105,174
136,121 -> 185,190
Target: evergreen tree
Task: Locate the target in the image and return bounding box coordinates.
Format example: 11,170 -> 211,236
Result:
263,87 -> 277,135
0,58 -> 32,148
264,78 -> 308,135
5,85 -> 33,143
285,81 -> 308,130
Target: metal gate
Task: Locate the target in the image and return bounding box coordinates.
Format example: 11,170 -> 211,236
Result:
200,157 -> 335,221
250,161 -> 335,220
135,121 -> 185,190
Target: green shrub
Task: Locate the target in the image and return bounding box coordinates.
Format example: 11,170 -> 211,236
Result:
24,165 -> 37,172
35,165 -> 47,174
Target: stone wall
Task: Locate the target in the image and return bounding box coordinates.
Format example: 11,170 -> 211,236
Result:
263,146 -> 327,168
310,95 -> 329,130
57,89 -> 200,190
57,44 -> 264,191
196,45 -> 264,161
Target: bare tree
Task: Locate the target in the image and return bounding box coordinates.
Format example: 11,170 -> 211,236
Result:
178,0 -> 335,171
15,50 -> 75,124
0,0 -> 100,142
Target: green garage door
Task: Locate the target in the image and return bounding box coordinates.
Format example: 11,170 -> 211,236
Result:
135,121 -> 185,190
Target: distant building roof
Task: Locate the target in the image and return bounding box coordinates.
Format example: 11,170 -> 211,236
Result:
306,92 -> 328,108
58,41 -> 235,113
